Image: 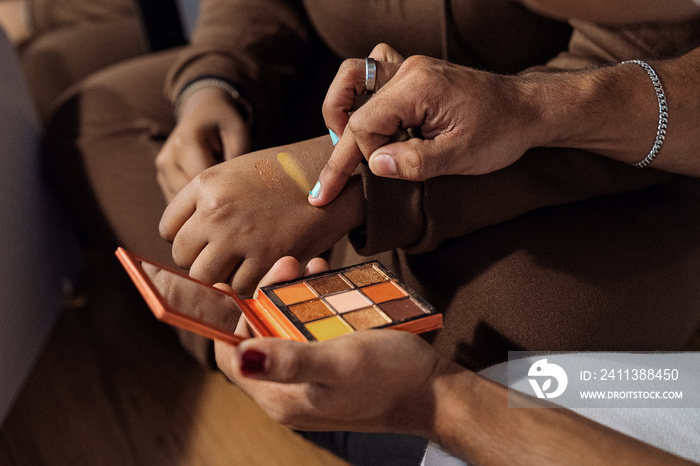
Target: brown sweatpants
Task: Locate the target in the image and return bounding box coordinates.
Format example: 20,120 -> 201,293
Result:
42,4 -> 700,370
19,0 -> 147,123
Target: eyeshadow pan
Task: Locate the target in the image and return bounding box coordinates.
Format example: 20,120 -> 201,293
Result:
361,281 -> 407,304
273,282 -> 316,305
325,290 -> 372,313
343,307 -> 391,330
379,297 -> 426,321
289,299 -> 333,323
307,274 -> 352,295
306,316 -> 353,341
343,265 -> 387,287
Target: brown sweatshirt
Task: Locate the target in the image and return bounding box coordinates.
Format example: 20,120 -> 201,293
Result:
164,0 -> 700,256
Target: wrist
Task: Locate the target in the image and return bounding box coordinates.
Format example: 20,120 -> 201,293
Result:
519,66 -> 660,164
175,78 -> 254,126
422,362 -> 480,452
516,70 -> 600,150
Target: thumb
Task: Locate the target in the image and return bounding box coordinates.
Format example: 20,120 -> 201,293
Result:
235,338 -> 331,384
368,138 -> 448,181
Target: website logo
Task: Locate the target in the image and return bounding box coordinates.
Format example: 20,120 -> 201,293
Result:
528,359 -> 568,399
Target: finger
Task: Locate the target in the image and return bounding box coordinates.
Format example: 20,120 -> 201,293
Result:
234,337 -> 340,384
211,284 -> 255,338
366,138 -> 447,181
156,170 -> 179,204
221,115 -> 252,161
234,314 -> 254,338
155,155 -> 191,201
322,58 -> 400,140
159,181 -> 199,242
256,256 -> 302,289
303,257 -> 330,276
322,59 -> 364,140
215,339 -> 250,378
348,83 -> 427,164
178,141 -> 218,179
189,241 -> 243,284
369,42 -> 405,64
307,127 -> 364,206
168,212 -> 208,270
230,258 -> 273,297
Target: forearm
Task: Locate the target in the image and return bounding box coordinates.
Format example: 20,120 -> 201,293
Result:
527,47 -> 700,176
517,0 -> 700,24
427,367 -> 693,465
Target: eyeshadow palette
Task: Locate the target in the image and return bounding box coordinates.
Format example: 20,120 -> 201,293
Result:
255,261 -> 442,341
115,247 -> 442,345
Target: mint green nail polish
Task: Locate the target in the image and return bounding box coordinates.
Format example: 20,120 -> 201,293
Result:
309,181 -> 321,198
329,129 -> 339,146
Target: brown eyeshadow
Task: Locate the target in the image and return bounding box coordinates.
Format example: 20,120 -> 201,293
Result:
288,299 -> 333,323
343,265 -> 387,287
378,298 -> 426,321
343,307 -> 391,330
307,274 -> 352,295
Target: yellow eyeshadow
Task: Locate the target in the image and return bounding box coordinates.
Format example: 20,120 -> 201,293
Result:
277,152 -> 312,193
305,316 -> 353,341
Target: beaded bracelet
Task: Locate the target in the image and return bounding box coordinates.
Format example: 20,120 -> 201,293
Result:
620,60 -> 668,168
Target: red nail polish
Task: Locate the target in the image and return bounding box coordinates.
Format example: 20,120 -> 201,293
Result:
241,349 -> 266,375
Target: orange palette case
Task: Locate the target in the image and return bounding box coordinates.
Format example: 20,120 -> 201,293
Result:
116,247 -> 442,344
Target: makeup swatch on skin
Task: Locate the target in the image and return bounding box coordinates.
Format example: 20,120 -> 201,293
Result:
277,152 -> 313,193
254,158 -> 285,191
259,262 -> 441,341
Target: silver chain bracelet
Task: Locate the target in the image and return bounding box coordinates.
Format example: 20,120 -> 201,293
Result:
621,60 -> 668,169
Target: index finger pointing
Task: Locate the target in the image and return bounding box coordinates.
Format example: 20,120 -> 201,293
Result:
308,128 -> 364,206
159,179 -> 199,242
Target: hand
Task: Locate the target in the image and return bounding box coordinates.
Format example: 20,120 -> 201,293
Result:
309,43 -> 403,204
322,43 -> 405,143
309,55 -> 538,206
215,256 -> 333,338
156,87 -> 251,203
159,137 -> 365,294
214,256 -> 450,435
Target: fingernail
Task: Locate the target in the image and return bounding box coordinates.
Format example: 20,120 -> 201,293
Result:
369,153 -> 397,176
309,180 -> 321,198
329,128 -> 339,146
241,349 -> 267,375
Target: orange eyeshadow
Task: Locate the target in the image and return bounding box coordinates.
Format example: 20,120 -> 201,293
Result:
343,266 -> 387,287
289,299 -> 333,323
273,283 -> 316,305
361,281 -> 407,304
343,307 -> 391,330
